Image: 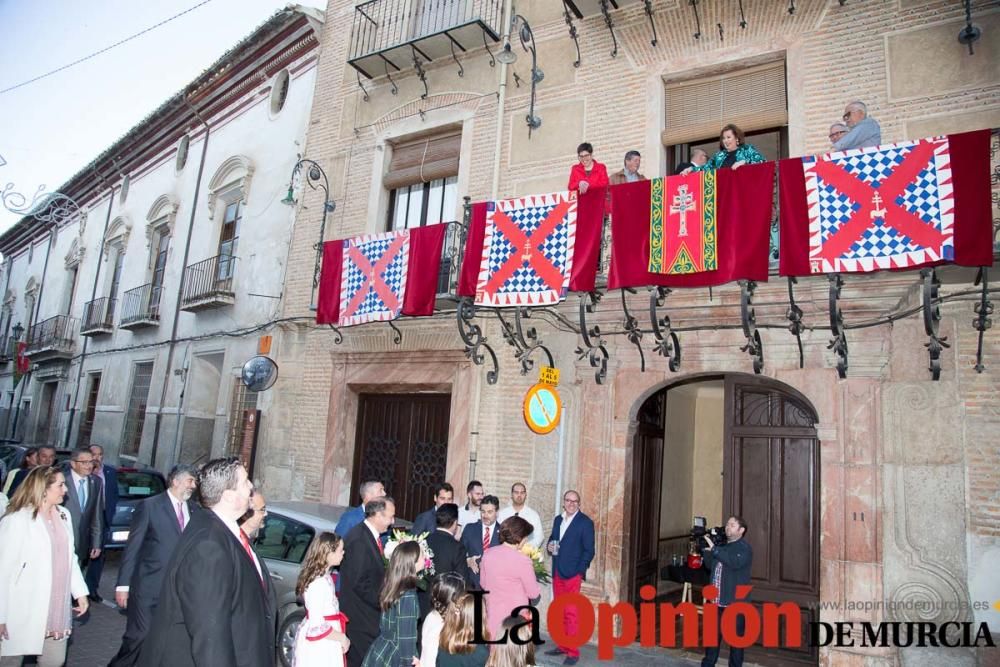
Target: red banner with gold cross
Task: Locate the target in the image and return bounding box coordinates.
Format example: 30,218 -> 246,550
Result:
648,171 -> 717,274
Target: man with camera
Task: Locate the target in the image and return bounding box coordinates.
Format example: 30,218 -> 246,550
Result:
701,516 -> 752,667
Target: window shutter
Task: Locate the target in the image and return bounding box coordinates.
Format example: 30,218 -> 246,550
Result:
662,62 -> 787,146
384,130 -> 461,189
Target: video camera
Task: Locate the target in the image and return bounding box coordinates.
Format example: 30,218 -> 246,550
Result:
690,516 -> 727,549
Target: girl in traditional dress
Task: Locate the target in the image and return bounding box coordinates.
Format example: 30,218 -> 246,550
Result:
361,541 -> 422,667
418,573 -> 465,667
293,532 -> 349,667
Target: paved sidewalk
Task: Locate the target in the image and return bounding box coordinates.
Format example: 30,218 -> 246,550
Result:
66,551 -> 127,667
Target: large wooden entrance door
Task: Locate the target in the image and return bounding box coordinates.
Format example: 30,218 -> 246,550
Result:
723,376 -> 819,666
629,392 -> 665,599
352,393 -> 451,522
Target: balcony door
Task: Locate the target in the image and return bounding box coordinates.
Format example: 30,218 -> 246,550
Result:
410,0 -> 465,39
150,231 -> 169,316
217,200 -> 242,285
108,248 -> 124,321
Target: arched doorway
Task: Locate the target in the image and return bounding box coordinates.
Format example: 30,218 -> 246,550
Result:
627,374 -> 820,666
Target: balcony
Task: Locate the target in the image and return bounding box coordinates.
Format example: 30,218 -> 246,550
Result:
25,315 -> 77,361
81,297 -> 116,336
120,283 -> 163,330
348,0 -> 502,81
181,254 -> 236,312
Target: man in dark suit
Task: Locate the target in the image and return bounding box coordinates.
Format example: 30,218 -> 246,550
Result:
85,444 -> 119,600
138,458 -> 275,667
340,496 -> 395,667
62,448 -> 104,569
419,503 -> 470,618
459,494 -> 501,590
700,516 -> 753,667
109,464 -> 198,667
411,482 -> 453,537
544,489 -> 595,666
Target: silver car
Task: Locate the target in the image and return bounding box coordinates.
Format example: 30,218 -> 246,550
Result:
253,501 -> 412,667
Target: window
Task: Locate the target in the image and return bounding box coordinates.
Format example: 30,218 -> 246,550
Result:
217,199 -> 242,282
119,176 -> 131,204
176,135 -> 190,171
269,69 -> 290,115
62,267 -> 79,316
121,362 -> 154,456
116,469 -> 166,500
150,229 -> 170,315
253,513 -> 315,564
384,129 -> 461,231
226,377 -> 259,461
78,373 -> 101,448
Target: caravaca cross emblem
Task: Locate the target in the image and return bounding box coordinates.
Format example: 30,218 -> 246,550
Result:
670,184 -> 696,237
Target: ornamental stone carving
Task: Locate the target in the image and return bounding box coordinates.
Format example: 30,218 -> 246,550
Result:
206,155 -> 255,218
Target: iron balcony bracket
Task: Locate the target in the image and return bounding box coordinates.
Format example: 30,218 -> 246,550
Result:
643,0 -> 658,47
600,0 -> 619,57
411,45 -> 429,99
327,324 -> 344,345
786,277 -> 805,369
648,286 -> 681,372
717,22 -> 724,42
482,28 -> 496,67
576,292 -> 609,384
620,288 -> 645,372
383,59 -> 399,95
562,2 -> 582,67
387,320 -> 403,345
356,72 -> 370,102
921,268 -> 950,380
689,0 -> 702,40
739,280 -> 764,374
827,274 -> 849,379
972,267 -> 993,373
738,0 -> 748,28
496,308 -> 554,376
457,297 -> 499,385
448,38 -> 465,77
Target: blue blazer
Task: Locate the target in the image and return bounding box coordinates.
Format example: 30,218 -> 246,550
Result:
459,520 -> 501,589
411,506 -> 437,537
548,512 -> 595,581
702,538 -> 753,606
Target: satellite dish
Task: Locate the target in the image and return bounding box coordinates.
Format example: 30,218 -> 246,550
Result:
241,355 -> 278,391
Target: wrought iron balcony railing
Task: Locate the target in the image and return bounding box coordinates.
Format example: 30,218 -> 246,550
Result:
26,315 -> 77,357
348,0 -> 502,83
81,297 -> 116,335
120,283 -> 163,329
181,254 -> 236,311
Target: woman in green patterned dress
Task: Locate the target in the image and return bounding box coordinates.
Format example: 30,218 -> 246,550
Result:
361,541 -> 422,667
681,123 -> 766,174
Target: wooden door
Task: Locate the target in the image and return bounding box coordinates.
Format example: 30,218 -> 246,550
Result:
78,374 -> 101,447
629,392 -> 665,602
352,393 -> 451,521
724,376 -> 820,666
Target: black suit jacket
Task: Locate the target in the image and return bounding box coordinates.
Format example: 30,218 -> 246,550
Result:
340,521 -> 385,667
459,520 -> 501,589
117,492 -> 199,608
419,529 -> 471,617
62,468 -> 103,557
138,509 -> 275,667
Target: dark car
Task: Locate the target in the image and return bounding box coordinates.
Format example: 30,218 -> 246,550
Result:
105,467 -> 167,549
0,444 -> 74,490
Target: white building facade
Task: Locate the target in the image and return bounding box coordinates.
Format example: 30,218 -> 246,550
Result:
0,7 -> 322,471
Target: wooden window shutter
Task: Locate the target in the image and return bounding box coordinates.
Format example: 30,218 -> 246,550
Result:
661,61 -> 787,146
384,129 -> 461,189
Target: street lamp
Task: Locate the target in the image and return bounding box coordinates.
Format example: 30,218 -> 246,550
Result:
497,15 -> 543,137
11,322 -> 24,341
282,159 -> 336,308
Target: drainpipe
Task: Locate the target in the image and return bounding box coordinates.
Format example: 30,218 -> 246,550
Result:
64,169 -> 116,449
489,0 -> 514,199
148,98 -> 210,469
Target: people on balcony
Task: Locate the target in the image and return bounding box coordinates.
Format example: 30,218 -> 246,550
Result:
673,147 -> 709,175
828,122 -> 849,148
682,124 -> 766,174
567,142 -> 609,196
609,150 -> 647,185
833,100 -> 882,151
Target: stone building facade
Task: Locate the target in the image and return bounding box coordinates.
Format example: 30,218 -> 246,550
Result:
263,1 -> 1000,664
0,7 -> 323,471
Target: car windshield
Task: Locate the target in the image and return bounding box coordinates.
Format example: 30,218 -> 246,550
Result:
117,470 -> 165,499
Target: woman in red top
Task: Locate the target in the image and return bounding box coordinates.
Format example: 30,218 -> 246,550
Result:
567,142 -> 609,195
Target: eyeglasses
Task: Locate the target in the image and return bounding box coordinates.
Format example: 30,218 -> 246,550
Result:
842,111 -> 853,121
577,153 -> 591,160
829,132 -> 846,140
254,506 -> 268,514
564,498 -> 580,504
73,459 -> 95,466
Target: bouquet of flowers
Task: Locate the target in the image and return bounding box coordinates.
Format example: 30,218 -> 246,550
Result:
384,529 -> 436,588
520,543 -> 551,584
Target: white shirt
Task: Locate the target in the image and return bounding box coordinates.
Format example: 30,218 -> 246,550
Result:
419,610 -> 444,667
214,507 -> 262,579
559,511 -> 578,540
497,504 -> 544,548
364,519 -> 382,548
458,504 -> 480,530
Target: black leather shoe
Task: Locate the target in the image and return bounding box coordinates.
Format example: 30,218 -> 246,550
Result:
88,594 -> 103,603
544,648 -> 565,656
562,658 -> 579,666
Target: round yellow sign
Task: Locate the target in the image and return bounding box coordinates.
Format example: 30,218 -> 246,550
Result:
523,383 -> 562,435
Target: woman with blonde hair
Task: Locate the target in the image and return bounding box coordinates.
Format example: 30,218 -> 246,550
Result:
0,466 -> 89,666
293,531 -> 349,666
486,616 -> 537,667
362,541 -> 422,667
437,593 -> 490,667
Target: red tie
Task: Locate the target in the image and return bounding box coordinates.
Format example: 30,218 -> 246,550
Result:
239,529 -> 263,585
376,535 -> 384,556
483,525 -> 491,551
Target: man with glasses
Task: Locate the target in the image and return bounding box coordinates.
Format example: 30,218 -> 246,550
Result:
62,447 -> 104,570
832,100 -> 882,151
544,490 -> 595,666
828,122 -> 849,148
238,490 -> 268,539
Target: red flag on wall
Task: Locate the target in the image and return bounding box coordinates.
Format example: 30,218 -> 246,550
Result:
13,342 -> 28,388
779,129 -> 993,276
316,223 -> 448,326
608,162 -> 775,289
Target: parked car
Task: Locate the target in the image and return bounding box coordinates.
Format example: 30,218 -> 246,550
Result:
104,466 -> 168,549
255,501 -> 413,667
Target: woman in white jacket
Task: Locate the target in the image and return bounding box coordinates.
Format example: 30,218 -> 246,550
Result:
0,466 -> 89,666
